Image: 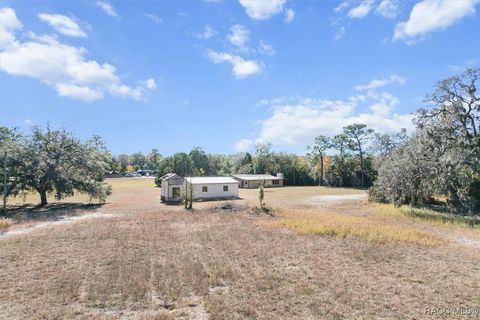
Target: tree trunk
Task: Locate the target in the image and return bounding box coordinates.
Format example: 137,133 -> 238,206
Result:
40,190 -> 48,206
2,151 -> 7,216
319,155 -> 324,186
359,150 -> 365,188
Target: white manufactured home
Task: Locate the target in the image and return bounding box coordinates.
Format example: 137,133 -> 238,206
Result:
160,173 -> 239,202
185,177 -> 239,201
231,173 -> 285,189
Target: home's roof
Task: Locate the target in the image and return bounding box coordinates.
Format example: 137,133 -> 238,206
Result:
160,173 -> 183,180
232,174 -> 283,181
185,177 -> 239,184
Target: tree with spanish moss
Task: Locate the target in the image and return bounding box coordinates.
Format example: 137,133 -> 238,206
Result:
371,68 -> 480,213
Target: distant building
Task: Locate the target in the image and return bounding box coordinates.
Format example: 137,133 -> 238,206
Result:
160,173 -> 184,202
232,173 -> 285,189
160,173 -> 239,202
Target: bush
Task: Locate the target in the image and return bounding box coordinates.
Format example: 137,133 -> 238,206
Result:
469,176 -> 480,214
368,185 -> 388,203
0,217 -> 13,231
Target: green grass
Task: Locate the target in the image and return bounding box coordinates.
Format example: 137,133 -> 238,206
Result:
7,177 -> 156,206
106,177 -> 157,189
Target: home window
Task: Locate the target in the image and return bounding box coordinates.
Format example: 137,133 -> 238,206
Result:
172,187 -> 180,198
273,180 -> 279,185
223,185 -> 228,192
202,186 -> 208,193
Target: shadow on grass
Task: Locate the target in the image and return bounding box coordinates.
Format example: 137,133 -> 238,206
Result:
3,203 -> 104,223
400,206 -> 480,228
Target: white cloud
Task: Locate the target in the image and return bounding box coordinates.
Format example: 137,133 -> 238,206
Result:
0,8 -> 155,102
348,0 -> 375,18
207,50 -> 262,79
284,8 -> 295,23
24,119 -> 35,126
196,25 -> 216,40
38,13 -> 87,38
145,14 -> 162,24
258,40 -> 275,56
234,139 -> 254,152
254,95 -> 412,146
355,74 -> 406,91
227,24 -> 250,49
446,59 -> 478,73
56,83 -> 104,102
335,26 -> 346,40
96,1 -> 118,17
334,1 -> 351,13
243,77 -> 412,147
0,8 -> 22,48
394,0 -> 479,42
369,102 -> 391,116
144,78 -> 157,90
375,0 -> 400,18
239,0 -> 286,20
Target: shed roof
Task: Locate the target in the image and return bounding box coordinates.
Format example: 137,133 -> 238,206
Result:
160,173 -> 183,180
232,174 -> 283,181
185,177 -> 239,184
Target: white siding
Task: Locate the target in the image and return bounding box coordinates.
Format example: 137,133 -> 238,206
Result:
161,180 -> 182,202
161,180 -> 168,198
191,182 -> 238,200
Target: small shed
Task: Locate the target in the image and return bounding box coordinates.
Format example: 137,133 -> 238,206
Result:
160,173 -> 184,202
185,177 -> 239,200
232,173 -> 285,189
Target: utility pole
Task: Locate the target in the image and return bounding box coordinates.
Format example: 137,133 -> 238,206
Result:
2,151 -> 7,216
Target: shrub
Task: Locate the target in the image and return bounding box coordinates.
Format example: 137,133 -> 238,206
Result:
0,217 -> 13,231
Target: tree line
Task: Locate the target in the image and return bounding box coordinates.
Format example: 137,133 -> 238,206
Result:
1,68 -> 478,214
108,125 -> 379,190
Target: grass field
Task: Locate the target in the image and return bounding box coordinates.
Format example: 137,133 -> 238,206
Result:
7,177 -> 157,205
1,178 -> 480,319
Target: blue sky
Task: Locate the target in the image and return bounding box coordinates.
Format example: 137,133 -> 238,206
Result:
1,0 -> 479,155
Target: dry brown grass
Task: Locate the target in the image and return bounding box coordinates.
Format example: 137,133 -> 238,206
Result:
236,185 -> 365,209
1,207 -> 480,319
271,208 -> 445,246
0,217 -> 12,231
1,181 -> 480,319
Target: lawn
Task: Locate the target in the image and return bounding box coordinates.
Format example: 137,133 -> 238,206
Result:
1,180 -> 480,319
7,177 -> 157,205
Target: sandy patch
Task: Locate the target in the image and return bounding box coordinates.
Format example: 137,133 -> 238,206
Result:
0,212 -> 118,239
310,194 -> 367,201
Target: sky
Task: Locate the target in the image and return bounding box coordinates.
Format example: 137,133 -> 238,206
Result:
0,0 -> 479,155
